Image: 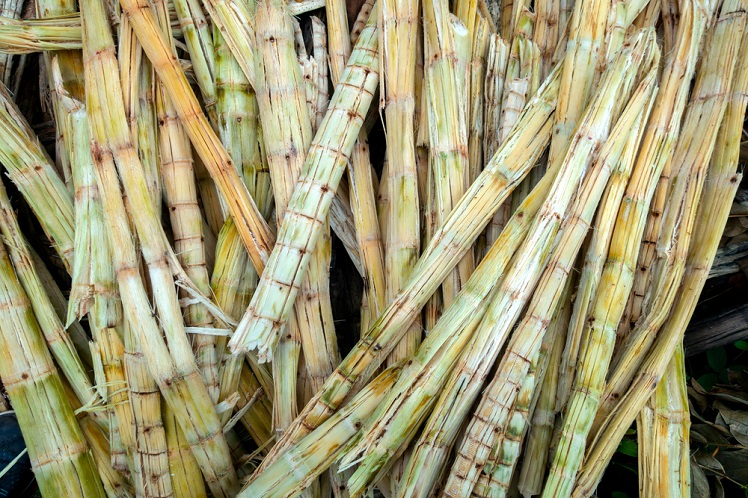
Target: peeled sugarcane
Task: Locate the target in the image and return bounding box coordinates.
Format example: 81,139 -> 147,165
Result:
118,16 -> 161,208
476,280 -> 573,498
603,0 -> 744,422
238,363 -> 404,498
0,0 -> 23,87
119,0 -> 274,274
466,15 -> 491,184
0,82 -> 75,271
576,10 -> 748,493
82,0 -> 238,493
423,0 -> 474,309
0,227 -> 104,497
0,15 -> 82,53
249,63 -> 560,479
441,56 -> 658,498
380,0 -> 421,361
637,344 -> 690,497
541,1 -> 715,495
326,0 -> 386,336
533,0 -> 561,79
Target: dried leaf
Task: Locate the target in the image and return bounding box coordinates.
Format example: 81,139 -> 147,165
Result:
715,449 -> 748,485
691,456 -> 711,498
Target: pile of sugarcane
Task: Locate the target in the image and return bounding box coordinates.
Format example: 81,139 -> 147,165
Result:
0,0 -> 744,495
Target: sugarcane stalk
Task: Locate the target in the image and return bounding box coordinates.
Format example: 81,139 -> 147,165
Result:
442,63 -> 657,498
546,0 -> 609,167
170,0 -> 216,123
0,15 -> 81,53
423,0 -> 474,309
603,2 -> 743,422
124,321 -> 174,497
118,16 -> 161,208
637,344 -> 690,498
533,0 -> 560,79
466,15 -> 490,184
517,309 -> 565,497
229,8 -> 380,359
79,415 -> 133,497
119,0 -> 274,273
575,41 -> 746,491
0,0 -> 22,85
83,0 -> 238,491
327,0 -> 386,329
0,82 -> 75,271
541,2 -> 714,494
163,403 -> 207,498
380,0 -> 421,362
37,0 -> 86,186
479,281 -> 573,498
352,0 -> 376,43
483,34 -> 509,246
152,0 -> 221,404
0,233 -> 105,497
579,13 -> 748,486
238,363 -> 404,498
249,64 -> 560,477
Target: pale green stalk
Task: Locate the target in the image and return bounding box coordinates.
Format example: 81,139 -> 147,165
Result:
239,364 -> 404,498
0,82 -> 74,271
381,0 -> 421,362
0,238 -> 104,497
229,9 -> 380,359
249,63 -> 560,477
637,344 -> 690,498
533,0 -> 561,79
442,65 -> 657,497
83,0 -> 238,491
0,0 -> 23,84
467,15 -> 490,184
151,0 -> 221,404
576,38 -> 746,490
547,0 -> 610,167
423,0 -> 474,308
0,15 -> 81,53
541,2 -> 714,495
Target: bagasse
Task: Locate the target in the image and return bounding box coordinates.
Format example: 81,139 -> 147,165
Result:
0,0 -> 743,496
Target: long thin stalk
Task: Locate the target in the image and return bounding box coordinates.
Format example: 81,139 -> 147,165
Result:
541,2 -> 714,494
0,235 -> 104,497
0,0 -> 23,85
119,0 -> 274,273
83,0 -> 238,491
442,64 -> 657,497
250,64 -> 560,477
0,15 -> 81,53
381,0 -> 420,362
238,364 -> 404,498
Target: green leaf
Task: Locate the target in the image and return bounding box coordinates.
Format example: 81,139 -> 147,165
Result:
735,340 -> 748,351
698,373 -> 720,391
709,347 -> 728,372
617,439 -> 638,457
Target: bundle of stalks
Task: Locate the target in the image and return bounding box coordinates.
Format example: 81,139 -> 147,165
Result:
0,0 -> 747,496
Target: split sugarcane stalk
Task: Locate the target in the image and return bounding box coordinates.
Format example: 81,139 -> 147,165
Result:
119,0 -> 274,273
466,15 -> 491,185
380,0 -> 421,362
0,0 -> 23,86
238,363 -> 405,498
0,15 -> 82,53
477,280 -> 574,498
603,0 -> 745,422
352,0 -> 377,43
249,63 -> 560,477
423,0 -> 474,309
541,1 -> 715,495
0,82 -> 75,271
533,0 -> 561,80
576,32 -> 747,490
637,344 -> 690,497
0,231 -> 105,497
118,16 -> 161,208
82,0 -> 238,491
228,8 -> 380,360
327,0 -> 386,331
153,0 -> 221,404
441,59 -> 658,498
578,13 -> 748,492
